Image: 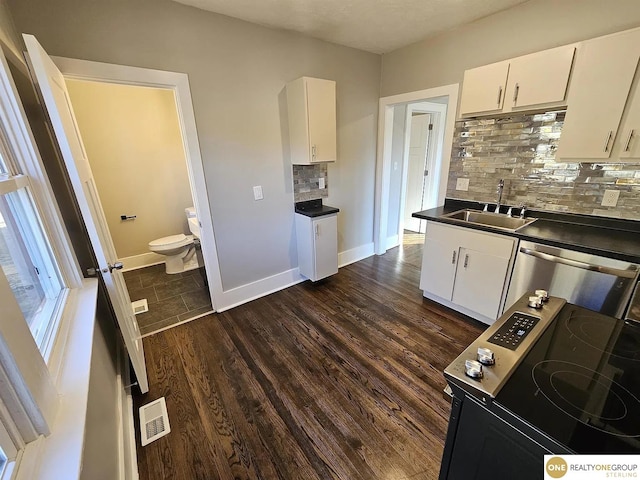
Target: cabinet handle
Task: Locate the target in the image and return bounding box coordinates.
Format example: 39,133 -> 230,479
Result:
513,83 -> 519,104
464,254 -> 469,268
311,144 -> 317,160
603,131 -> 613,152
451,250 -> 457,264
624,129 -> 635,152
496,86 -> 503,106
315,224 -> 319,237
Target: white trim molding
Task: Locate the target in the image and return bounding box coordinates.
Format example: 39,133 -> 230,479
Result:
117,252 -> 164,272
338,242 -> 375,268
374,84 -> 459,255
216,268 -> 305,313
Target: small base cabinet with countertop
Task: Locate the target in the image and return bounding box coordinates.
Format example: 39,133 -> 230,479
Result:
420,221 -> 517,324
295,200 -> 339,282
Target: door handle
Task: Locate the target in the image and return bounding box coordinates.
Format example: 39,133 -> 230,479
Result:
103,262 -> 124,273
624,129 -> 635,152
451,250 -> 457,264
311,144 -> 317,160
496,86 -> 503,106
315,224 -> 319,237
513,83 -> 519,104
603,130 -> 613,152
464,254 -> 469,268
519,247 -> 637,278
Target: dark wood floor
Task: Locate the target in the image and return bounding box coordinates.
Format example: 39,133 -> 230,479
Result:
133,235 -> 485,479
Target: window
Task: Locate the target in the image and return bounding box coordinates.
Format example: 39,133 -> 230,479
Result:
0,181 -> 64,355
0,47 -> 84,478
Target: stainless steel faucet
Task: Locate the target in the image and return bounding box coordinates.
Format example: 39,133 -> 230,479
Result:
495,179 -> 504,213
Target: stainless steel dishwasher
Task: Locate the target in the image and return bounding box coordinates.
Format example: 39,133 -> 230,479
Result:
504,240 -> 640,318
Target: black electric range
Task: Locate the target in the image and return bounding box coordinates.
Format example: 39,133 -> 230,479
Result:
439,293 -> 640,480
497,303 -> 640,453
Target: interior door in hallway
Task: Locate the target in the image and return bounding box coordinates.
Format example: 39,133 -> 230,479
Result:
404,113 -> 431,233
24,34 -> 149,393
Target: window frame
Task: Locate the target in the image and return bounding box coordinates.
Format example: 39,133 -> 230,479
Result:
0,45 -> 87,475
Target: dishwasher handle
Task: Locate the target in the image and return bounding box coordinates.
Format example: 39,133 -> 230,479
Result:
519,247 -> 638,279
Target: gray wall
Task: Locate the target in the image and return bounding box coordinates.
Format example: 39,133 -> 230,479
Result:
381,0 -> 640,97
9,0 -> 381,290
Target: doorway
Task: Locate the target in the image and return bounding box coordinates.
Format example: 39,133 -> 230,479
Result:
51,56 -> 225,330
374,84 -> 459,255
400,100 -> 448,239
65,79 -> 213,336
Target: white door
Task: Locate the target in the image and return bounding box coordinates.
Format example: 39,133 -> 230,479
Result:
404,114 -> 430,233
24,35 -> 149,393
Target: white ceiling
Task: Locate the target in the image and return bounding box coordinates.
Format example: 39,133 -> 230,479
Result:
172,0 -> 529,54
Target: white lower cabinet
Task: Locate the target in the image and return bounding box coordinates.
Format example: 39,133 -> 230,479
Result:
295,213 -> 338,281
420,221 -> 517,324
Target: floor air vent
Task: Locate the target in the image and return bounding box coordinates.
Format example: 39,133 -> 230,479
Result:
139,397 -> 171,446
131,299 -> 149,315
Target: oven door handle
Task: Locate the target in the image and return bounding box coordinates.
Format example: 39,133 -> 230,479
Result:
519,247 -> 638,279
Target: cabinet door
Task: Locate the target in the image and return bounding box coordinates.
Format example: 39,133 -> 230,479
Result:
312,215 -> 338,281
420,237 -> 457,300
459,61 -> 510,117
619,79 -> 640,159
306,78 -> 337,163
505,45 -> 575,111
557,30 -> 640,160
452,247 -> 510,322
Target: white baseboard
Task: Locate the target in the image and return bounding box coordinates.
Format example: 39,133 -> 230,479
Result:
385,235 -> 400,250
118,252 -> 164,272
338,242 -> 375,267
116,346 -> 139,480
215,242 -> 375,313
217,268 -> 305,312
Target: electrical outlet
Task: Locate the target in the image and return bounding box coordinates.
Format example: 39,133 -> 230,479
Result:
601,189 -> 620,207
253,185 -> 263,201
319,177 -> 325,189
456,178 -> 470,191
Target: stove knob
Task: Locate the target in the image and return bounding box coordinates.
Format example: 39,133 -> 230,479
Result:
465,359 -> 483,379
535,289 -> 549,302
528,296 -> 543,309
477,347 -> 495,365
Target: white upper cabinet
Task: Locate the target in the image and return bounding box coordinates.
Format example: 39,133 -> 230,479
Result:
459,60 -> 510,116
459,45 -> 575,118
286,77 -> 337,164
557,29 -> 640,161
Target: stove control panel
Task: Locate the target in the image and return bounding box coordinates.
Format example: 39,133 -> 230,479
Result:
444,292 -> 566,400
487,312 -> 540,351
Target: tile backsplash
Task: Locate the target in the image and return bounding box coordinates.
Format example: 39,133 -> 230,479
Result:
448,112 -> 640,220
293,164 -> 328,202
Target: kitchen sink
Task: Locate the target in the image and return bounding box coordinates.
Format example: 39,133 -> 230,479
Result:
441,209 -> 537,231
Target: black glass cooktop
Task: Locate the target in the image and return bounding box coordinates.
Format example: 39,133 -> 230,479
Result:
496,304 -> 640,453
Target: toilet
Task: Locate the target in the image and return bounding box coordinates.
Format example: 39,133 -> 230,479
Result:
148,207 -> 201,274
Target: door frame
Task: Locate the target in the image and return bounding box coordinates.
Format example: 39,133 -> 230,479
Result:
399,101 -> 448,238
52,56 -> 224,310
374,84 -> 459,255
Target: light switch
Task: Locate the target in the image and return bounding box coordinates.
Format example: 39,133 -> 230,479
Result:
253,185 -> 263,200
456,178 -> 470,191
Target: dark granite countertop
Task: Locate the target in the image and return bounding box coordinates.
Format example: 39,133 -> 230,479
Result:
413,199 -> 640,264
295,199 -> 340,218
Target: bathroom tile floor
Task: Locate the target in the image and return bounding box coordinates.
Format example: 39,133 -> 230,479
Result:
123,264 -> 212,336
